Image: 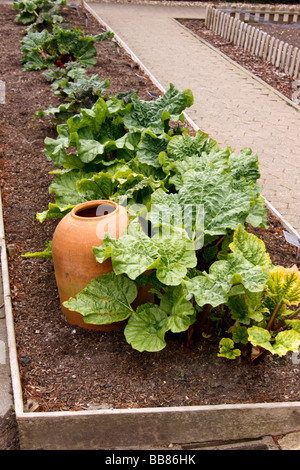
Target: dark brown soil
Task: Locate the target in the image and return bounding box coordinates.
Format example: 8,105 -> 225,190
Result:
178,17 -> 300,102
1,3 -> 300,436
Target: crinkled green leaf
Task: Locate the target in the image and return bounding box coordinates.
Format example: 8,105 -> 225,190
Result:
247,326 -> 300,357
229,224 -> 272,270
123,84 -> 193,134
159,285 -> 196,333
184,262 -> 234,309
185,226 -> 271,308
163,147 -> 229,187
228,148 -> 260,183
124,304 -> 169,352
162,138 -> 260,185
49,169 -> 95,209
159,140 -> 266,229
147,165 -> 257,245
218,338 -> 241,359
36,202 -> 73,222
179,169 -> 254,237
94,223 -> 160,279
93,221 -> 197,286
267,265 -> 300,306
76,172 -> 116,201
136,131 -> 169,169
63,272 -> 137,325
232,324 -> 248,344
162,129 -> 211,164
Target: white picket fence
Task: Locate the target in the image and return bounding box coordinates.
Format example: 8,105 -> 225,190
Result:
205,5 -> 300,79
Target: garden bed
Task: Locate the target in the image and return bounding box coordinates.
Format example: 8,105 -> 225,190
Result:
1,2 -> 300,449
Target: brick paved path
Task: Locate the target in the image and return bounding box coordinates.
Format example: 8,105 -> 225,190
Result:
87,1 -> 300,236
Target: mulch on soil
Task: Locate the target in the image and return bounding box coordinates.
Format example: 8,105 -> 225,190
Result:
1,3 -> 300,417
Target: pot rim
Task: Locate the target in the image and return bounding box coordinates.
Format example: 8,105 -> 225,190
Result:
71,200 -> 119,220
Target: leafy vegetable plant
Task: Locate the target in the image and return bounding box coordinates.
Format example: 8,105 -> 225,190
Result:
64,224 -> 300,359
185,226 -> 300,360
13,0 -> 66,28
34,73 -> 111,122
20,24 -> 114,71
16,1 -> 300,364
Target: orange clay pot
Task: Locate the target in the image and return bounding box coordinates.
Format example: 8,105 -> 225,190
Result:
52,200 -> 129,331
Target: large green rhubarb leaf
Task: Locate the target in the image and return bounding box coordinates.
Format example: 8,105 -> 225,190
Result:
228,148 -> 260,183
229,223 -> 271,270
179,169 -> 254,237
161,134 -> 260,185
124,284 -> 196,352
44,123 -> 70,167
136,131 -> 170,169
75,171 -> 116,201
158,285 -> 196,333
49,169 -> 96,208
124,304 -> 169,352
185,226 -> 272,309
45,97 -> 134,168
123,84 -> 193,134
63,272 -> 137,325
93,221 -> 197,286
146,165 -> 256,244
159,137 -> 266,228
161,129 -> 215,165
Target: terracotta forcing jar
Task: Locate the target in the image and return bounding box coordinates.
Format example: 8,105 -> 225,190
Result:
52,200 -> 129,330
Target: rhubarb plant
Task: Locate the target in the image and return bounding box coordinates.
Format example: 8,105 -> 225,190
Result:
63,225 -> 300,357
16,0 -> 299,361
13,0 -> 66,27
34,74 -> 111,122
185,226 -> 300,360
93,220 -> 197,286
20,25 -> 114,71
35,85 -> 193,221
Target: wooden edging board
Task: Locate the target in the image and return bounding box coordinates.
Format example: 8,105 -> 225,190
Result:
1,1 -> 300,450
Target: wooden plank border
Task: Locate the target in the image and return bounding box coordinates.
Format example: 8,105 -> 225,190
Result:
2,2 -> 300,450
